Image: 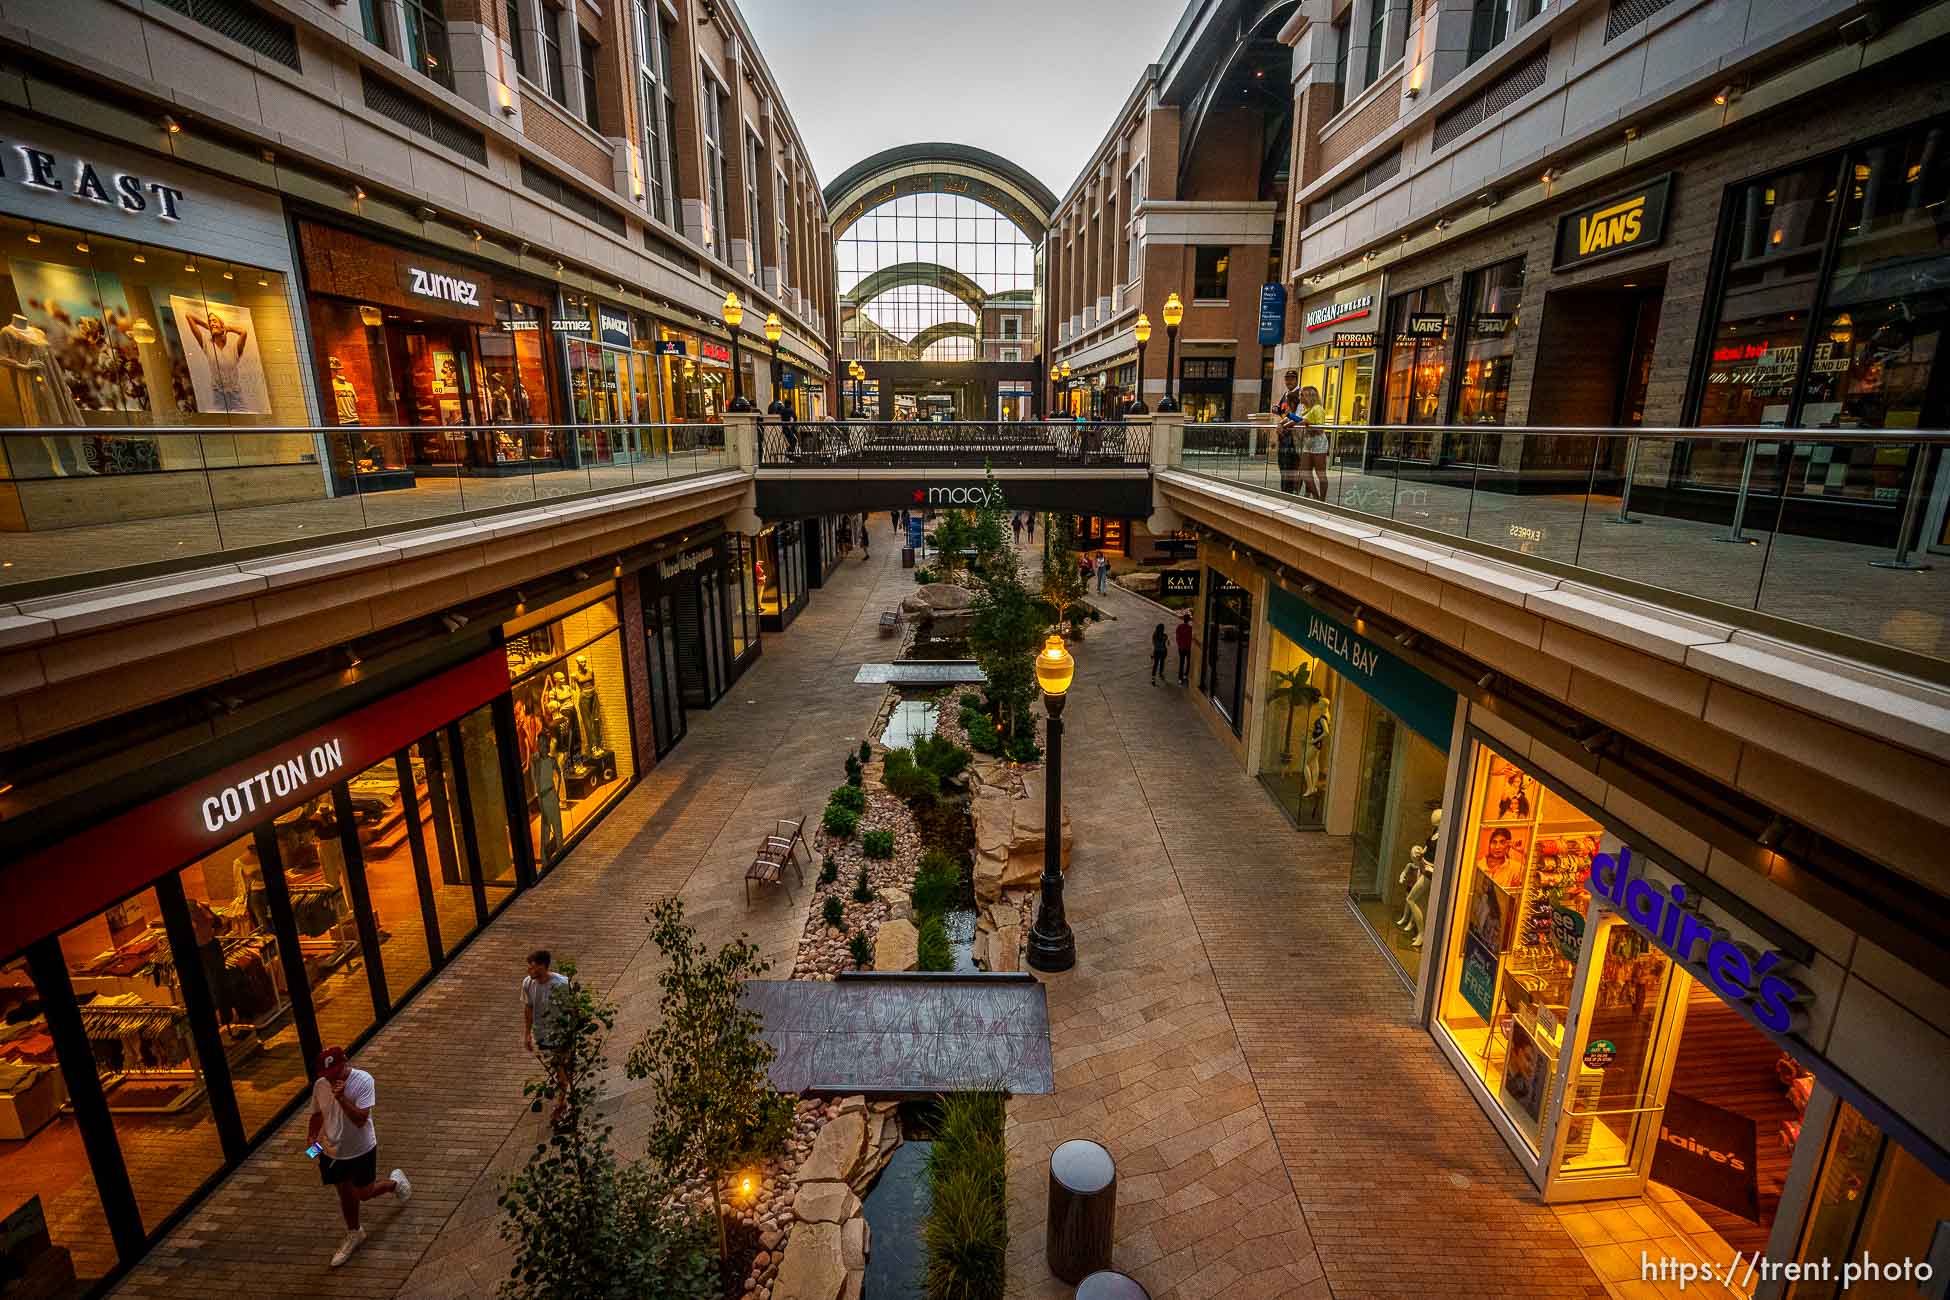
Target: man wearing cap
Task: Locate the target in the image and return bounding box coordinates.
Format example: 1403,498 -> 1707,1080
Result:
308,1045 -> 410,1267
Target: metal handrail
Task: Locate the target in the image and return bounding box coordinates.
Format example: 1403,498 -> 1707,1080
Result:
0,421 -> 726,435
1181,420 -> 1950,446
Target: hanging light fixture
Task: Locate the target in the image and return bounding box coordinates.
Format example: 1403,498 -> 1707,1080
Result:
131,247 -> 147,263
129,318 -> 157,345
75,239 -> 90,253
24,224 -> 41,245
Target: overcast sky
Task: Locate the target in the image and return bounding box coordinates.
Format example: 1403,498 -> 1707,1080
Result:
739,0 -> 1191,201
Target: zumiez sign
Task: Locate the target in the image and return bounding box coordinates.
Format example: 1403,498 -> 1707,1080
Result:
406,266 -> 482,307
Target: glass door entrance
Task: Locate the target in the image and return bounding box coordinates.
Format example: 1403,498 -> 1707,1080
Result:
1542,912 -> 1688,1200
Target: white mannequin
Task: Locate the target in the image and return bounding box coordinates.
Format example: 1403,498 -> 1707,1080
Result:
1300,701 -> 1332,797
2,313 -> 93,474
1397,808 -> 1442,947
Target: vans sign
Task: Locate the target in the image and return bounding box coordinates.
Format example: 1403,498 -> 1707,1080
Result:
1554,174 -> 1673,269
405,265 -> 482,306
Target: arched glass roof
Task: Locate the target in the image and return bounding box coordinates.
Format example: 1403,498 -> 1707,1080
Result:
837,191 -> 1037,363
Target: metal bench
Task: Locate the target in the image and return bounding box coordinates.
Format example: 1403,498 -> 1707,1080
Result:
879,610 -> 901,635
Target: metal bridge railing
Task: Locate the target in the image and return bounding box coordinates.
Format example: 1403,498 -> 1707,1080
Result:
1,422 -> 728,594
1175,421 -> 1950,667
758,419 -> 1147,469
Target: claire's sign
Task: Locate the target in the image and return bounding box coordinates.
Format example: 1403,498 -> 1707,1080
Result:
1587,845 -> 1809,1033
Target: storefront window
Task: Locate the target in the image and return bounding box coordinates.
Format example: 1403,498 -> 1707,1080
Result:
1790,1103 -> 1950,1298
1178,357 -> 1233,423
1299,341 -> 1377,438
657,330 -> 729,423
1258,630 -> 1335,828
1199,570 -> 1251,732
481,299 -> 558,465
1453,258 -> 1523,430
273,802 -> 378,1056
756,522 -> 807,624
1381,283 -> 1452,458
1346,701 -> 1448,984
312,296 -> 408,473
413,728 -> 490,945
729,535 -> 760,659
337,756 -> 436,1001
505,592 -> 636,867
1437,743 -> 1604,1153
55,890 -> 227,1235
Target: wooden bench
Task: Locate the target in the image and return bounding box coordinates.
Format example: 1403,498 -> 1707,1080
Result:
745,813 -> 809,905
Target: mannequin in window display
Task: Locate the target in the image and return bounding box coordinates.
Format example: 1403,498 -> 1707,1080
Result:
569,652 -> 605,754
2,313 -> 94,475
1300,700 -> 1333,797
1396,808 -> 1442,948
329,355 -> 362,425
530,735 -> 565,859
547,671 -> 582,761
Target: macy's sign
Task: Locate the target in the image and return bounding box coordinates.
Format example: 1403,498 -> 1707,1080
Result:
913,485 -> 998,506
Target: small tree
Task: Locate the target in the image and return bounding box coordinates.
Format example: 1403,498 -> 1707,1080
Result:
970,476 -> 1047,744
498,965 -> 717,1300
928,511 -> 975,585
967,463 -> 1011,579
1042,512 -> 1088,634
626,899 -> 793,1262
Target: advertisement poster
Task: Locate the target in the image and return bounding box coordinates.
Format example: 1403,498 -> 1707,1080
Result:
1651,1091 -> 1760,1221
1465,868 -> 1514,954
168,295 -> 271,414
1459,933 -> 1498,1022
13,258 -> 148,412
1473,823 -> 1529,893
1499,1021 -> 1549,1128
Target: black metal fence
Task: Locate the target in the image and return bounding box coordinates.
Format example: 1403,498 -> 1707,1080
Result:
759,420 -> 1147,468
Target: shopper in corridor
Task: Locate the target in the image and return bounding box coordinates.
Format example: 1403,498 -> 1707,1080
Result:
521,949 -> 572,1124
1151,622 -> 1168,684
308,1046 -> 410,1268
1175,612 -> 1193,685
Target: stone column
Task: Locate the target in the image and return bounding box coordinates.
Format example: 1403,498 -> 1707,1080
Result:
725,410 -> 760,471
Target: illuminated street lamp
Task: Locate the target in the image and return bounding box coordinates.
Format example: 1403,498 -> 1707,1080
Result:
1027,635 -> 1076,972
1156,292 -> 1183,413
1128,313 -> 1152,415
848,359 -> 867,417
722,291 -> 754,412
1049,361 -> 1063,417
764,312 -> 787,417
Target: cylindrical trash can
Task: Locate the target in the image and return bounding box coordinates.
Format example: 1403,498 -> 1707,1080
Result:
1046,1138 -> 1116,1284
1076,1270 -> 1152,1300
902,545 -> 916,569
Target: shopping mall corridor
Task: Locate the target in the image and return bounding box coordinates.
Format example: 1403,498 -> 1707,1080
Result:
110,528 -> 1606,1300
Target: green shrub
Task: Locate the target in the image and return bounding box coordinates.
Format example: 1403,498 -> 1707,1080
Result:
853,866 -> 877,902
821,895 -> 845,930
861,830 -> 894,861
882,748 -> 938,806
1004,734 -> 1042,764
966,715 -> 1002,755
914,566 -> 938,584
848,932 -> 873,968
859,740 -> 873,766
917,914 -> 952,972
822,805 -> 858,840
915,735 -> 972,784
844,754 -> 863,786
958,692 -> 984,711
911,851 -> 960,920
924,1090 -> 1008,1300
818,855 -> 838,886
829,784 -> 866,813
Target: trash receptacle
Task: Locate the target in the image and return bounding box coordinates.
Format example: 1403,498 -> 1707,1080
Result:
1046,1138 -> 1116,1284
1076,1270 -> 1151,1300
902,546 -> 916,569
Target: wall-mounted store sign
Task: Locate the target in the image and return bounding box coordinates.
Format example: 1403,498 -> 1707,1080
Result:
1404,313 -> 1447,337
1554,173 -> 1674,269
1304,293 -> 1374,332
0,650 -> 514,959
1267,586 -> 1456,747
4,141 -> 187,221
656,545 -> 716,580
1473,313 -> 1512,336
699,340 -> 732,365
655,339 -> 687,356
1331,331 -> 1379,351
598,308 -> 632,348
552,318 -> 592,332
1160,570 -> 1200,597
401,264 -> 482,307
1586,845 -> 1810,1033
501,319 -> 540,332
1257,283 -> 1287,346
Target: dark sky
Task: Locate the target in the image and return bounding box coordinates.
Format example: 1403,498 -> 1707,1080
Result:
739,0 -> 1192,200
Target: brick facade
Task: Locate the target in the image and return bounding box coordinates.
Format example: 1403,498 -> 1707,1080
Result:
1316,74 -> 1401,174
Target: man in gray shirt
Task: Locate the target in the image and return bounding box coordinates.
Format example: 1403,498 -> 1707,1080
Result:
521,948 -> 572,1124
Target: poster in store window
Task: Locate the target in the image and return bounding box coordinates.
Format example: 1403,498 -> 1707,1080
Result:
12,258 -> 148,412
1459,932 -> 1499,1022
1499,1021 -> 1550,1128
168,295 -> 271,414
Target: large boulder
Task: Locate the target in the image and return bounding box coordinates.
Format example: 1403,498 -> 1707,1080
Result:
1118,570 -> 1162,595
798,1109 -> 867,1185
973,777 -> 1072,903
794,1180 -> 860,1225
773,1220 -> 846,1300
872,918 -> 919,972
899,582 -> 978,638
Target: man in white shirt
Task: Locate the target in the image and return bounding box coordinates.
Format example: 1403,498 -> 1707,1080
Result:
521,949 -> 573,1124
308,1046 -> 411,1267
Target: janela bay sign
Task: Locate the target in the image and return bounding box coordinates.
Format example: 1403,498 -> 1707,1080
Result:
1308,612 -> 1379,678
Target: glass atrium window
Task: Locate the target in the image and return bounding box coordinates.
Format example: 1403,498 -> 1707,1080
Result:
836,191 -> 1037,364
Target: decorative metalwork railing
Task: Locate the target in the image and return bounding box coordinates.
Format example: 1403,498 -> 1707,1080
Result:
0,422 -> 728,594
1175,420 -> 1950,666
758,420 -> 1147,468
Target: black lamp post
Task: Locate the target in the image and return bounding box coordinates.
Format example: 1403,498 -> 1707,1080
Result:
1049,362 -> 1062,420
1156,291 -> 1183,414
764,311 -> 788,417
1128,312 -> 1151,415
1026,635 -> 1076,972
723,291 -> 754,413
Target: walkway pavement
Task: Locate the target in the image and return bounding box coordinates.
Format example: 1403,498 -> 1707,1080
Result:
113,525 -> 1609,1300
